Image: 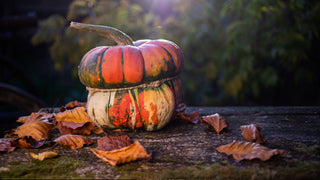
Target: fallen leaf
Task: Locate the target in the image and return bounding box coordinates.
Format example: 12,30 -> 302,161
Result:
17,112 -> 53,124
55,107 -> 91,123
3,129 -> 15,138
54,134 -> 94,149
175,103 -> 187,113
12,136 -> 46,149
14,121 -> 55,141
91,141 -> 152,166
56,121 -> 94,135
97,135 -> 132,151
54,107 -> 94,135
174,104 -> 200,124
29,151 -> 58,161
201,113 -> 230,134
0,138 -> 16,153
176,111 -> 200,124
240,124 -> 266,143
60,100 -> 87,112
216,141 -> 286,161
92,125 -> 104,134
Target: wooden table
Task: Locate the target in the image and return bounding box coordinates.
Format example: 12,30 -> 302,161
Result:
1,106 -> 319,179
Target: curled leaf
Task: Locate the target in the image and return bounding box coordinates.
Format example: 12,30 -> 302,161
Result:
174,104 -> 200,124
29,151 -> 58,161
56,121 -> 94,135
175,103 -> 187,113
91,141 -> 152,166
240,124 -> 266,143
0,138 -> 16,153
55,107 -> 91,124
14,121 -> 55,141
54,107 -> 94,135
54,134 -> 94,149
92,125 -> 104,134
3,129 -> 15,138
60,100 -> 87,112
12,136 -> 46,149
97,135 -> 132,151
17,112 -> 53,124
216,141 -> 286,161
201,113 -> 230,134
176,111 -> 200,124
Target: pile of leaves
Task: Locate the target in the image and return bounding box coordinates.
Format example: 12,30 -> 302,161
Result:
1,101 -> 286,167
0,101 -> 151,166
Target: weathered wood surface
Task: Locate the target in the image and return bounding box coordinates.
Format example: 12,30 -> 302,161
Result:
1,106 -> 319,179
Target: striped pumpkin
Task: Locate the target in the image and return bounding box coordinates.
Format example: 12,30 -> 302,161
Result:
70,22 -> 183,131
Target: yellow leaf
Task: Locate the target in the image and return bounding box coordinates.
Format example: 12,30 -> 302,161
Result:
54,134 -> 94,149
54,107 -> 91,124
29,151 -> 58,161
15,122 -> 55,141
91,141 -> 151,166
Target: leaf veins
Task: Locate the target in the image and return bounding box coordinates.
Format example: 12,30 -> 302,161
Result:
201,113 -> 230,134
216,141 -> 286,161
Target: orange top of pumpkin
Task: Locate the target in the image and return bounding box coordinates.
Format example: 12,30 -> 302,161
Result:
71,22 -> 184,89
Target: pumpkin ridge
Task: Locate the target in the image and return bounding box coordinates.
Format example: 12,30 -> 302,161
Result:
152,43 -> 176,76
99,48 -> 109,88
158,84 -> 170,105
121,46 -> 125,85
95,47 -> 107,87
165,80 -> 176,106
137,48 -> 146,84
127,90 -> 135,129
105,91 -> 112,125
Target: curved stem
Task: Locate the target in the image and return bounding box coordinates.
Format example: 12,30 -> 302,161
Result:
70,21 -> 134,46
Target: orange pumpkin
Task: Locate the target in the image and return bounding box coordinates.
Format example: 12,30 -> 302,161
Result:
70,22 -> 183,131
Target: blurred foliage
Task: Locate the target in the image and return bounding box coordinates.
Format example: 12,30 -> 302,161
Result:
32,0 -> 320,106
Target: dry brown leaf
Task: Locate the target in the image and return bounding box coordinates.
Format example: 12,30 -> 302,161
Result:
176,111 -> 200,124
174,104 -> 200,124
97,135 -> 132,151
14,121 -> 55,141
29,151 -> 58,161
54,107 -> 94,135
216,141 -> 286,161
0,138 -> 16,153
175,103 -> 187,113
55,107 -> 91,123
60,100 -> 87,112
240,124 -> 266,143
91,141 -> 152,166
17,112 -> 53,124
12,136 -> 46,149
92,125 -> 104,134
56,121 -> 94,135
201,113 -> 230,134
54,134 -> 94,149
3,129 -> 15,138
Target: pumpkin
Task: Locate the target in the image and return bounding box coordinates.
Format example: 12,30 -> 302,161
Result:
70,22 -> 183,131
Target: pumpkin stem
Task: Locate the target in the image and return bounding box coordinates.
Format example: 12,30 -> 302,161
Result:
70,22 -> 134,46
